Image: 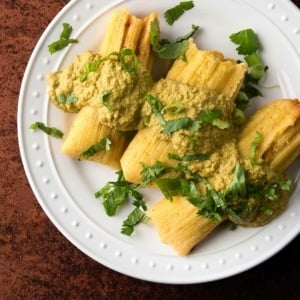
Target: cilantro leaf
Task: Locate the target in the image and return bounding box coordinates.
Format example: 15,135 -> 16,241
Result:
161,102 -> 186,114
168,153 -> 209,161
198,109 -> 230,129
95,170 -> 148,235
29,122 -> 63,138
95,170 -> 142,216
80,60 -> 102,82
57,93 -> 78,105
80,137 -> 111,159
79,50 -> 136,82
140,161 -> 171,186
150,21 -> 199,60
229,28 -> 260,55
121,208 -> 148,236
99,90 -> 113,110
226,163 -> 247,198
119,48 -> 139,73
144,94 -> 166,127
156,39 -> 190,60
155,177 -> 189,200
230,29 -> 267,110
249,131 -> 263,165
48,23 -> 78,54
163,117 -> 196,134
164,1 -> 195,25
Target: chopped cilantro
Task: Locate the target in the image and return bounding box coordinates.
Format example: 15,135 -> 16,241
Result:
80,60 -> 102,82
230,28 -> 267,110
144,94 -> 166,127
57,93 -> 78,105
140,161 -> 171,186
161,102 -> 186,114
263,179 -> 291,201
80,137 -> 111,159
80,49 -> 137,82
150,20 -> 199,60
99,90 -> 113,110
95,170 -> 147,235
119,48 -> 139,73
226,163 -> 247,198
29,122 -> 63,138
121,208 -> 149,236
145,94 -> 230,134
198,109 -> 230,129
155,177 -> 190,200
163,117 -> 200,134
168,153 -> 209,162
249,131 -> 264,165
48,23 -> 78,54
229,29 -> 260,55
164,1 -> 195,25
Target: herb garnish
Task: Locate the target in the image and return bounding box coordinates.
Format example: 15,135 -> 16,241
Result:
99,90 -> 113,110
164,1 -> 195,25
230,28 -> 268,110
155,162 -> 291,223
150,20 -> 199,60
140,161 -> 172,186
48,23 -> 78,54
249,131 -> 263,165
95,170 -> 148,235
121,208 -> 149,236
80,49 -> 138,82
145,94 -> 229,134
168,153 -> 209,162
57,93 -> 78,105
80,137 -> 111,159
119,48 -> 139,73
29,122 -> 63,138
161,102 -> 186,114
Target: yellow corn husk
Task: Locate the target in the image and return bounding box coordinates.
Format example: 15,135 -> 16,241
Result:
238,99 -> 300,172
167,40 -> 247,100
120,126 -> 178,184
61,106 -> 133,169
98,9 -> 130,56
136,12 -> 158,70
123,15 -> 143,51
99,9 -> 158,68
148,196 -> 221,256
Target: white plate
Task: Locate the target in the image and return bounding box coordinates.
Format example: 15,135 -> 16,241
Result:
18,0 -> 300,283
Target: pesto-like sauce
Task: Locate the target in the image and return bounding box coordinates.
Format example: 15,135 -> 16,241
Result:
47,50 -> 153,130
141,78 -> 290,226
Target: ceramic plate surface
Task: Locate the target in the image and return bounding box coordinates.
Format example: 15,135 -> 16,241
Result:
18,0 -> 300,283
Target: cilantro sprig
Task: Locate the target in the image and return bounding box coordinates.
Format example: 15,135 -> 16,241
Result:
29,122 -> 63,138
48,23 -> 78,54
99,90 -> 113,110
150,20 -> 199,60
57,93 -> 78,105
80,137 -> 111,159
145,94 -> 230,134
95,170 -> 148,236
249,131 -> 264,165
230,28 -> 268,110
80,49 -> 138,82
155,162 -> 291,224
164,1 -> 195,25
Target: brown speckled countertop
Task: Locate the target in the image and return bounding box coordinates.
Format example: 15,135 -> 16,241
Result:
1,0 -> 300,299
